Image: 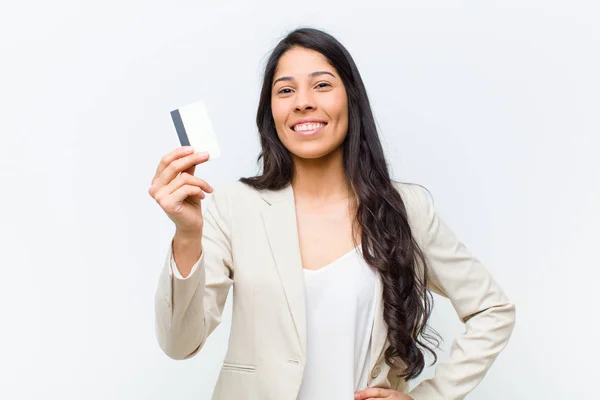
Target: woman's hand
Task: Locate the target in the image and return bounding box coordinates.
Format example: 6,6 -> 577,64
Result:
148,146 -> 213,237
354,388 -> 414,400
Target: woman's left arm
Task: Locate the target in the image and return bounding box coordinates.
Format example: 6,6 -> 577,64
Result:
405,184 -> 516,400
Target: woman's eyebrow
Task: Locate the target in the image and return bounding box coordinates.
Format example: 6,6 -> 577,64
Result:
272,70 -> 336,87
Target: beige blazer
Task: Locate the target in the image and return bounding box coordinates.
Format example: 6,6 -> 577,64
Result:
154,180 -> 516,399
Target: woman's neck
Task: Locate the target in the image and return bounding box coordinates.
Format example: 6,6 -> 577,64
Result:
290,147 -> 352,203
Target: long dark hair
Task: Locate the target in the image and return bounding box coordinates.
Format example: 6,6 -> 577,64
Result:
239,27 -> 440,380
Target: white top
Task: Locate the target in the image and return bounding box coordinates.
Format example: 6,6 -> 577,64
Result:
170,244 -> 377,398
297,244 -> 376,399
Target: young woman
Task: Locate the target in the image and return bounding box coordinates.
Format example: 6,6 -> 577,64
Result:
149,28 -> 516,400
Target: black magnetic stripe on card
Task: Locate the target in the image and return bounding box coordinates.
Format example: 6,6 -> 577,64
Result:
170,109 -> 190,147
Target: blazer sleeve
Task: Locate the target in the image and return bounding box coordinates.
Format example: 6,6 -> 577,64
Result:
154,186 -> 234,360
406,184 -> 516,400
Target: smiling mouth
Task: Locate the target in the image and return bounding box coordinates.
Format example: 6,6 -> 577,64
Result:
291,122 -> 328,135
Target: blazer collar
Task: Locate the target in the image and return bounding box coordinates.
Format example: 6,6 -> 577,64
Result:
258,183 -> 294,205
259,184 -> 387,376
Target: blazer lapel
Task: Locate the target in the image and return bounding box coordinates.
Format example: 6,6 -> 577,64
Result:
259,184 -> 388,375
369,270 -> 387,377
260,184 -> 307,363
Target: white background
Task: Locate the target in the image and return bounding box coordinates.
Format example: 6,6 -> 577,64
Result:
1,1 -> 598,398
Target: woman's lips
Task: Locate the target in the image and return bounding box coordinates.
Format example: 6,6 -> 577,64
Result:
292,124 -> 327,136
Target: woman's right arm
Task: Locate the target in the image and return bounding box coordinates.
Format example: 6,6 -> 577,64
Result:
149,146 -> 234,360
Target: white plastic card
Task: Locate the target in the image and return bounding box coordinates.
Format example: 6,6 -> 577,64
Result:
170,100 -> 221,160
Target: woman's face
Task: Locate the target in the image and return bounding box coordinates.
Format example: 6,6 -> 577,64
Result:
271,46 -> 349,160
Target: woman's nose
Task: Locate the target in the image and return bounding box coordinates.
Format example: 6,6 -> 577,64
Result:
294,90 -> 315,111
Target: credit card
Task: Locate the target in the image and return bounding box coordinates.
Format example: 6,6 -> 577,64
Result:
170,100 -> 221,160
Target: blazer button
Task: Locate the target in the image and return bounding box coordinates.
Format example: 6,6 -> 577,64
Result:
371,366 -> 381,379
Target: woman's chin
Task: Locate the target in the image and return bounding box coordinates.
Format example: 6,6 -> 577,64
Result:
289,144 -> 341,161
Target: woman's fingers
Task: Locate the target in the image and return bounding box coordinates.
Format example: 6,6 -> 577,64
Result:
150,147 -> 210,192
165,172 -> 213,198
354,388 -> 391,399
154,172 -> 213,206
164,151 -> 210,186
355,388 -> 412,400
159,184 -> 205,213
154,146 -> 194,178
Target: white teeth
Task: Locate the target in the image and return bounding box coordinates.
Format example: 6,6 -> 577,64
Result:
293,123 -> 326,132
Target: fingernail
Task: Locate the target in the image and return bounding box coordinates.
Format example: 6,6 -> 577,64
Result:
196,151 -> 209,158
184,146 -> 195,152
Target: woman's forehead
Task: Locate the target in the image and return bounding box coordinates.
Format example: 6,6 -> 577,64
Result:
274,47 -> 334,78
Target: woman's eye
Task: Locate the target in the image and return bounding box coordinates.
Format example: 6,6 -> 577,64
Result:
316,82 -> 331,89
278,88 -> 293,94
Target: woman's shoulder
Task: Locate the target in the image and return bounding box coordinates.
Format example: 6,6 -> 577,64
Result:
391,180 -> 433,209
214,180 -> 259,197
391,180 -> 436,241
209,179 -> 269,210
